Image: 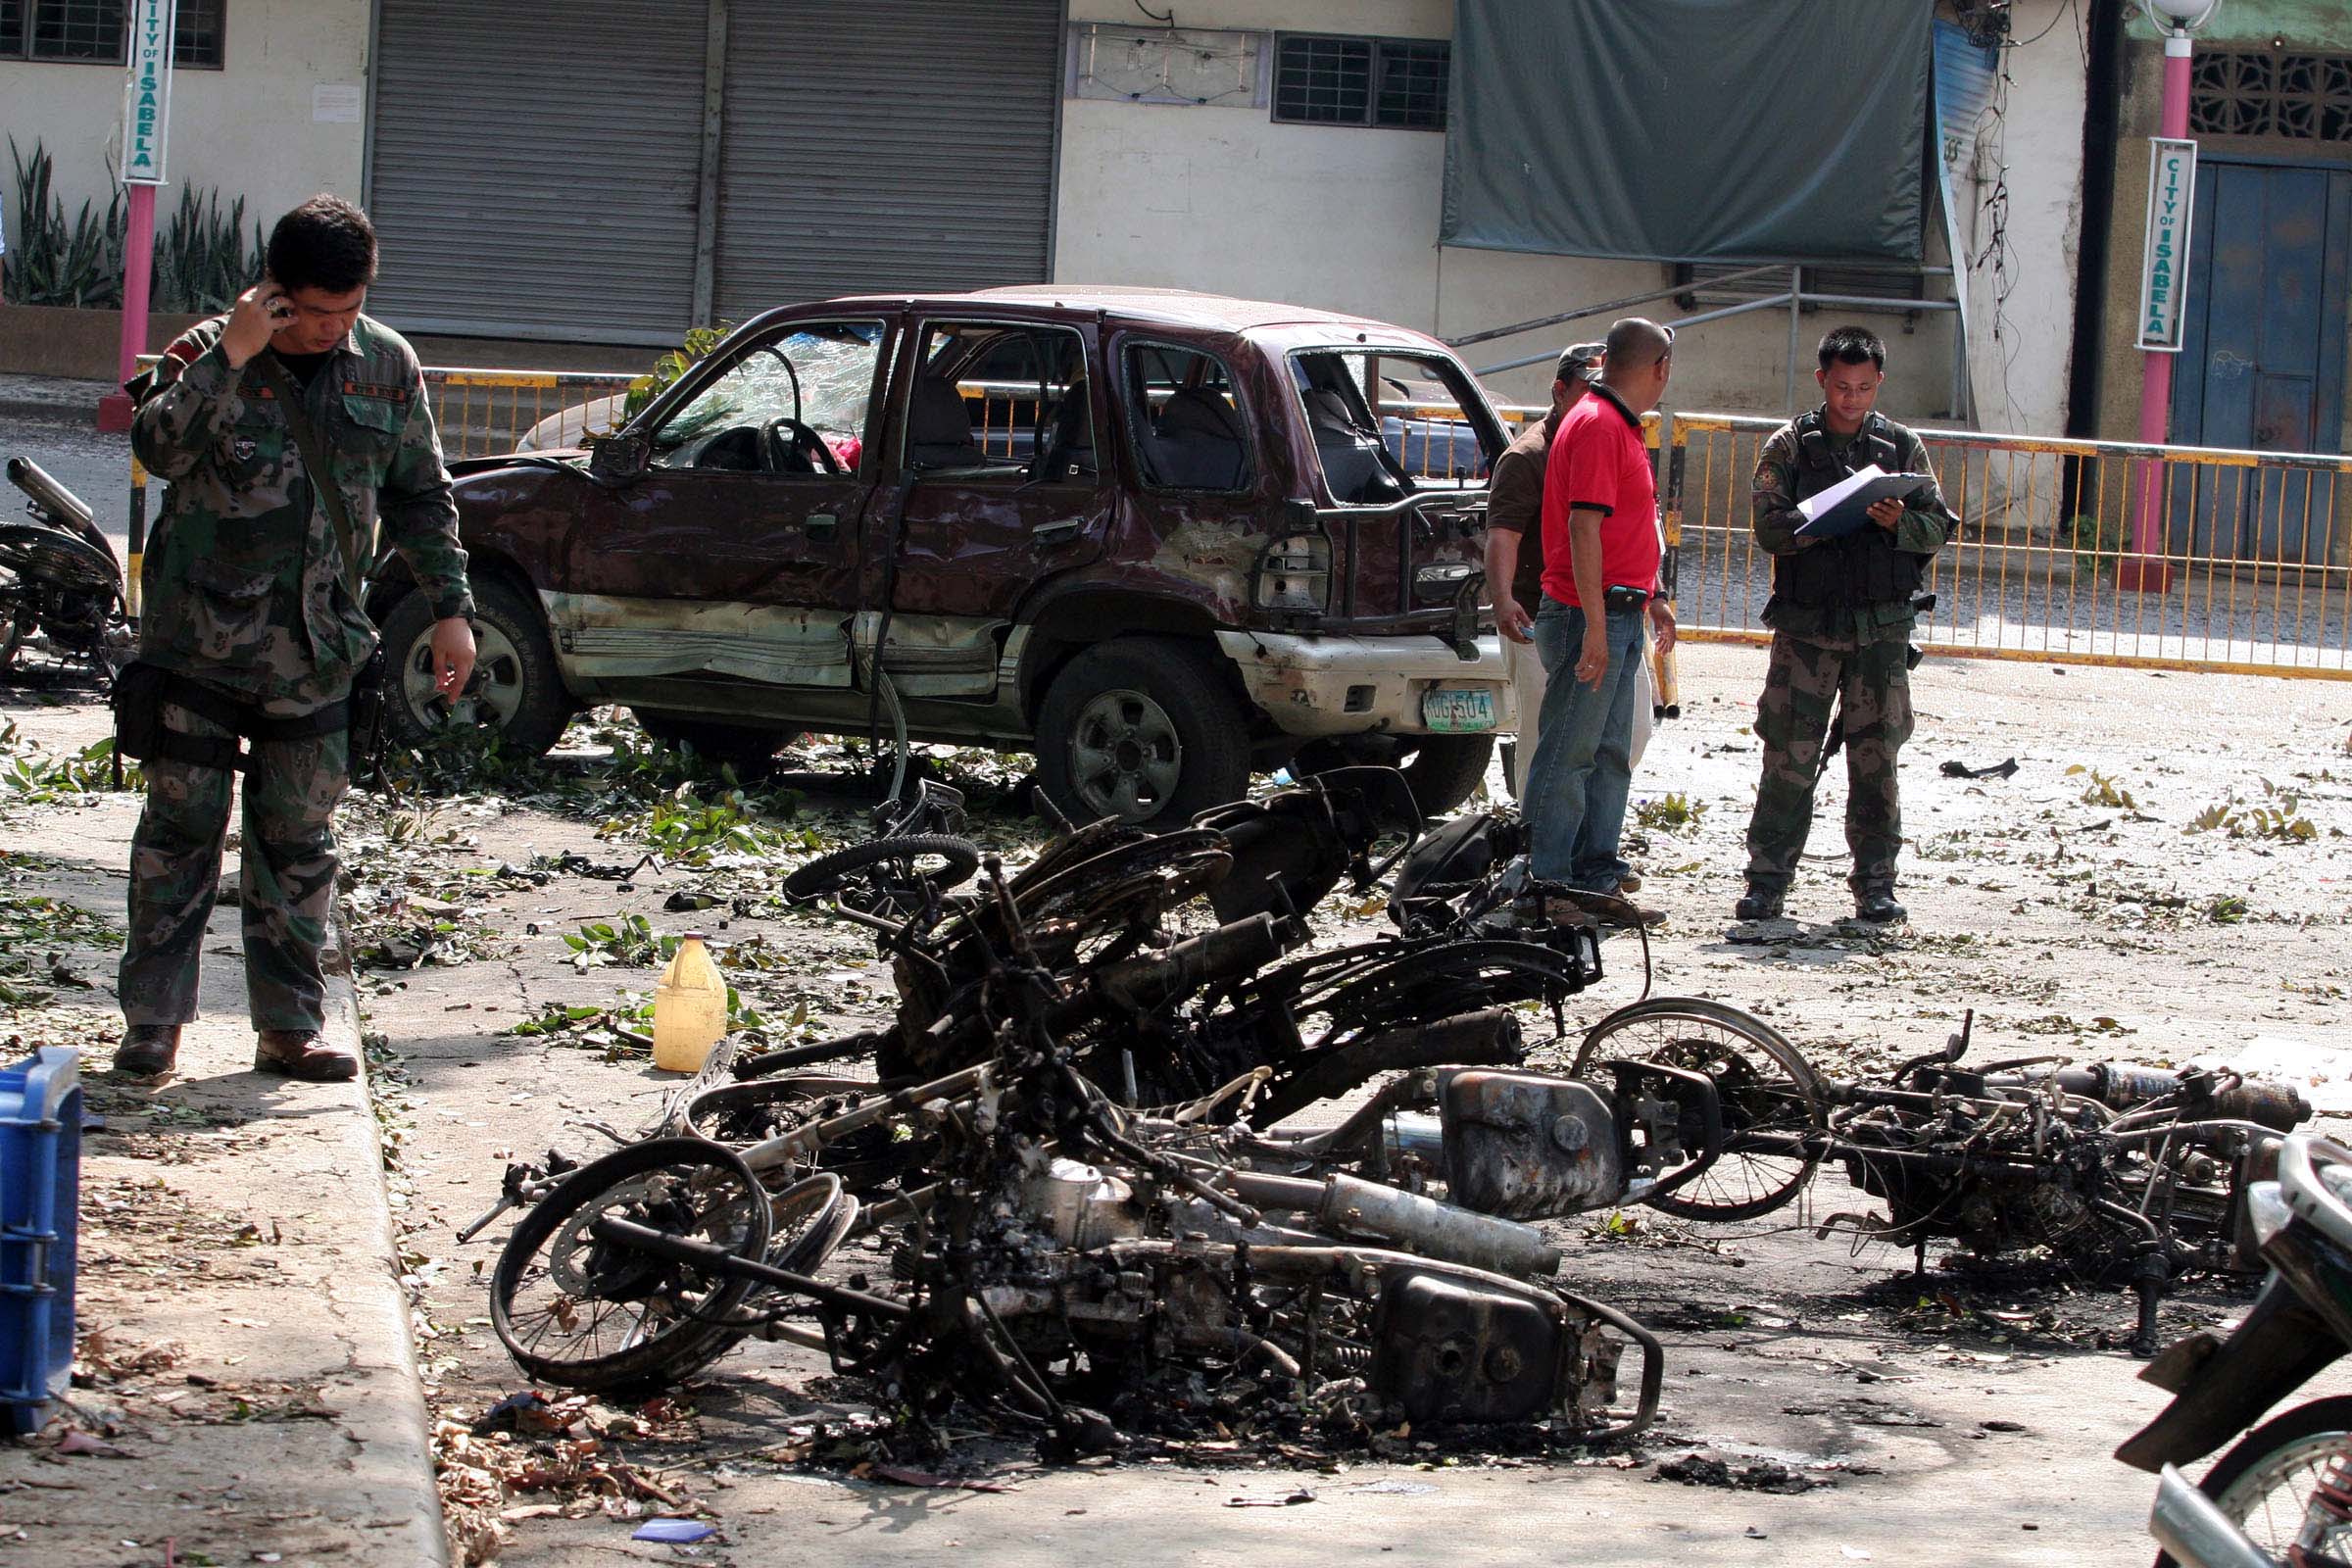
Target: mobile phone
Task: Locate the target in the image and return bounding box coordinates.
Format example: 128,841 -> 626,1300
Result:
260,274 -> 295,324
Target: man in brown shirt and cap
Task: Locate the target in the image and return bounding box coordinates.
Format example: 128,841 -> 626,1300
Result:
1485,342 -> 1602,798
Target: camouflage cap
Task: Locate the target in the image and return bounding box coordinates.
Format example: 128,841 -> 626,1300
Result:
1556,341 -> 1605,385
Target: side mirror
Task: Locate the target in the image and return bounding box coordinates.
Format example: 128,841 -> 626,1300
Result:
587,433 -> 651,481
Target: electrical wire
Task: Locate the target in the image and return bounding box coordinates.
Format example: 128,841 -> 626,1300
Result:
2007,0 -> 2082,51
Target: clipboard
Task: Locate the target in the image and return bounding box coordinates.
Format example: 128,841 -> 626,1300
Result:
1794,466 -> 1938,540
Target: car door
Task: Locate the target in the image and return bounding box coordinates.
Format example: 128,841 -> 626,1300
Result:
870,318 -> 1112,699
550,317 -> 892,698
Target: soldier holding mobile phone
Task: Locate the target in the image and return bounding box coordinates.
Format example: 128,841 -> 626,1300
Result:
113,194 -> 475,1084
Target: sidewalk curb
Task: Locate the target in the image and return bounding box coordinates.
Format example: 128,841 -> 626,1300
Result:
324,965 -> 456,1568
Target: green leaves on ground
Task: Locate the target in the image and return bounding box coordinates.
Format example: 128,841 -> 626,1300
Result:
564,914 -> 677,972
2065,764 -> 2135,810
2185,779 -> 2324,843
0,723 -> 139,802
1633,793 -> 1708,836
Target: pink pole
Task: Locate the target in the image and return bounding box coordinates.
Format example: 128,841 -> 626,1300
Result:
95,181 -> 158,433
2121,31 -> 2194,592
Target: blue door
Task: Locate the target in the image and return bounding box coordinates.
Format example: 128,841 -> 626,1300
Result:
2169,159 -> 2351,564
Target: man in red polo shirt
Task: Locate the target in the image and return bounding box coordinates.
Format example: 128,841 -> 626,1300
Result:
1523,318 -> 1678,893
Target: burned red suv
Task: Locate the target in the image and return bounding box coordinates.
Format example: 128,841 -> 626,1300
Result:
372,287 -> 1517,826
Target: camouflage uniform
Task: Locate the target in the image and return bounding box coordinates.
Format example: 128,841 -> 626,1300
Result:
1742,411 -> 1949,903
122,314 -> 470,1030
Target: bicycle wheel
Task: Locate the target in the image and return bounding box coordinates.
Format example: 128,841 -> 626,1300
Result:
782,833 -> 982,914
1572,997 -> 1825,1221
2155,1396 -> 2352,1568
491,1137 -> 770,1396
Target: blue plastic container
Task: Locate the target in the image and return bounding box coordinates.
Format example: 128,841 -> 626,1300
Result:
0,1046 -> 79,1436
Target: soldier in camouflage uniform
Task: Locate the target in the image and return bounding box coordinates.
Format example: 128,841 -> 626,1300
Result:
115,195 -> 474,1082
1739,326 -> 1951,926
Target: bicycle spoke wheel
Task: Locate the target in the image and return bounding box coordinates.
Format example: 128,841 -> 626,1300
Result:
1572,997 -> 1825,1221
492,1137 -> 770,1395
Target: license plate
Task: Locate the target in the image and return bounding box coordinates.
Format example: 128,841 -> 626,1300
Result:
1421,686 -> 1497,733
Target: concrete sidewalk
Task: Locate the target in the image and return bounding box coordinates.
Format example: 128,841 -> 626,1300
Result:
0,700 -> 446,1565
0,374 -> 112,426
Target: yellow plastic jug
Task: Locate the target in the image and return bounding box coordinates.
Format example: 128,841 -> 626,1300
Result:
652,932 -> 727,1072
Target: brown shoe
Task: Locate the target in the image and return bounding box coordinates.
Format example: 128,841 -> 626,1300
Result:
255,1029 -> 359,1081
1542,887 -> 1665,929
114,1024 -> 182,1081
1614,872 -> 1642,895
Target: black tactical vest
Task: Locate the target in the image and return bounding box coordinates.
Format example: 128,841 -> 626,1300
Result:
1773,410 -> 1927,612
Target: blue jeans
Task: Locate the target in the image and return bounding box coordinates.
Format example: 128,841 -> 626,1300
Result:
1525,600 -> 1644,888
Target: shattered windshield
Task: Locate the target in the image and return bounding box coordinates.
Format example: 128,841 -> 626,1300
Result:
655,322 -> 886,457
1291,349 -> 1502,497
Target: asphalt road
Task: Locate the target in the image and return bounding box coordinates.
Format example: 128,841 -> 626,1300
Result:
1,405 -> 135,560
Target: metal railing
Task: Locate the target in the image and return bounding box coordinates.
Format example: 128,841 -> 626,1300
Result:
1659,411 -> 2352,680
425,368 -> 635,457
123,363 -> 2352,680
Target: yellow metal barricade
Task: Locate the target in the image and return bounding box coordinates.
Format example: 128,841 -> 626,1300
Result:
119,360 -> 2352,681
421,368 -> 637,459
1661,412 -> 2352,681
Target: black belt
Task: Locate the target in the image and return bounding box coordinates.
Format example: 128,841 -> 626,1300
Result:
1602,585 -> 1651,611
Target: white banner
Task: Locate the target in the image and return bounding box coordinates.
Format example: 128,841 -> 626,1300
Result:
2136,136 -> 2197,353
121,0 -> 177,186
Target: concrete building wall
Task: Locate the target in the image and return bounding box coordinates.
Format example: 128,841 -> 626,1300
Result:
0,1 -> 369,270
1055,0 -> 2033,428
1949,1 -> 2090,437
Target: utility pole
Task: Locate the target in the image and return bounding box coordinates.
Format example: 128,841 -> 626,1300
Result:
96,0 -> 176,435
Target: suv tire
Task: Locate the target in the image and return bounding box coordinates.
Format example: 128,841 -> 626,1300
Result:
1037,639 -> 1250,828
630,710 -> 802,773
1396,734 -> 1495,817
380,576 -> 571,759
1298,733 -> 1494,819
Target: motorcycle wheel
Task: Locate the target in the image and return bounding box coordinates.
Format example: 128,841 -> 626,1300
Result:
490,1137 -> 769,1396
2156,1394 -> 2352,1568
1570,997 -> 1825,1221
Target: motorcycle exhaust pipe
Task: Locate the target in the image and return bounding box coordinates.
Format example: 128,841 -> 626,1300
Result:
1225,1169 -> 1561,1280
2149,1464 -> 2276,1568
6,457 -> 95,531
1094,913 -> 1285,1012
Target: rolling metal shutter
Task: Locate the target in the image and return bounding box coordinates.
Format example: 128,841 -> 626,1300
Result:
713,0 -> 1062,320
366,2 -> 707,344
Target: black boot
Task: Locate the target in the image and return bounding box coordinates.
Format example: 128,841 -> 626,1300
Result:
1734,885 -> 1785,921
1852,888 -> 1908,924
114,1023 -> 182,1081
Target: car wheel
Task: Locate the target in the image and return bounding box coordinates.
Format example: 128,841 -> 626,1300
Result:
630,710 -> 803,772
380,576 -> 571,759
1036,638 -> 1250,828
1296,733 -> 1495,819
1396,734 -> 1495,817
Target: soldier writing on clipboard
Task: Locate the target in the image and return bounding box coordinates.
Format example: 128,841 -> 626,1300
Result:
1737,325 -> 1952,928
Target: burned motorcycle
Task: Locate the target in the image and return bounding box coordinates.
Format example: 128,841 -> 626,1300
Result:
484,861 -> 1667,1443
2,458 -> 130,680
1579,1008 -> 2313,1351
2122,1131 -> 2352,1568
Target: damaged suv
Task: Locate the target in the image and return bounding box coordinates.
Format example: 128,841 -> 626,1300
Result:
372,287 -> 1515,825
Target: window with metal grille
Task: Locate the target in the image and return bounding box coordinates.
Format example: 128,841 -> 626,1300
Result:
3,1 -> 221,67
173,0 -> 223,69
1273,33 -> 1448,129
2189,49 -> 2352,143
28,0 -> 119,60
